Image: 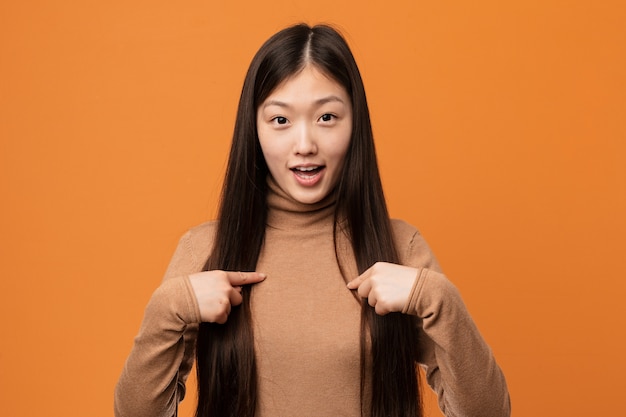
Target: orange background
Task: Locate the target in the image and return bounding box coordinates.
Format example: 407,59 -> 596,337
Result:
1,1 -> 625,416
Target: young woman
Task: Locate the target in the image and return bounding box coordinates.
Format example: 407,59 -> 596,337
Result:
115,24 -> 510,417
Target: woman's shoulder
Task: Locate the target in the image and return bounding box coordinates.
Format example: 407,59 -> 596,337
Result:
390,219 -> 425,251
163,221 -> 218,280
390,219 -> 441,271
390,218 -> 420,238
185,219 -> 218,238
180,220 -> 218,256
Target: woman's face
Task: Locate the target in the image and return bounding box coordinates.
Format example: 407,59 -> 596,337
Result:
257,65 -> 352,205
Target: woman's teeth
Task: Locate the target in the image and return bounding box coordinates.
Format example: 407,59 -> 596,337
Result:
292,166 -> 322,178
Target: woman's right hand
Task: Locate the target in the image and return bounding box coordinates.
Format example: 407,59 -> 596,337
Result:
188,270 -> 267,324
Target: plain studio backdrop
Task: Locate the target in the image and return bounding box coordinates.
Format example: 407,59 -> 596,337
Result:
1,1 -> 624,416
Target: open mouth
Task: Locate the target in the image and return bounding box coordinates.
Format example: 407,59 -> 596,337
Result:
291,166 -> 325,179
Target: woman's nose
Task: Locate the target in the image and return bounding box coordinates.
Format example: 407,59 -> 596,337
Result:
293,124 -> 317,155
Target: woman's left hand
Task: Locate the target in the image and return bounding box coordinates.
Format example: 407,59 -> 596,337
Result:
346,262 -> 418,315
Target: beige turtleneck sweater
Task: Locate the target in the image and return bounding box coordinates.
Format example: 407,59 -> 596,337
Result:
114,183 -> 510,417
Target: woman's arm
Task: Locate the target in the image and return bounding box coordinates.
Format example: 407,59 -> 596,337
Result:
114,231 -> 202,417
405,265 -> 510,417
348,222 -> 510,417
114,224 -> 266,417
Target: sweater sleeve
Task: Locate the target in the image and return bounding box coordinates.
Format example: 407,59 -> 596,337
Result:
401,230 -> 511,417
114,231 -> 203,417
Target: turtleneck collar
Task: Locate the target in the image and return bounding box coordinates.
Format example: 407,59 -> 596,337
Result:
266,176 -> 337,230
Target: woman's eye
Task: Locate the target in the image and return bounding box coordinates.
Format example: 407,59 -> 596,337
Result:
273,116 -> 288,125
320,114 -> 335,122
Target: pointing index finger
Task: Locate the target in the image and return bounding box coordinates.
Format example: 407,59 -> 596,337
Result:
346,269 -> 370,290
227,271 -> 267,286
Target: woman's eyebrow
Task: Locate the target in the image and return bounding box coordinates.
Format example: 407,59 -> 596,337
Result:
314,95 -> 345,105
262,95 -> 346,109
262,100 -> 290,109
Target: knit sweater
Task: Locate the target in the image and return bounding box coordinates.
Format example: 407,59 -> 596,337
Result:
114,182 -> 510,417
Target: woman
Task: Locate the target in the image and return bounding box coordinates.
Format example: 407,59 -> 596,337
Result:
115,24 -> 510,417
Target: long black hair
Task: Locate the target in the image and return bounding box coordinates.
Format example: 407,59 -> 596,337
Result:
196,24 -> 422,417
